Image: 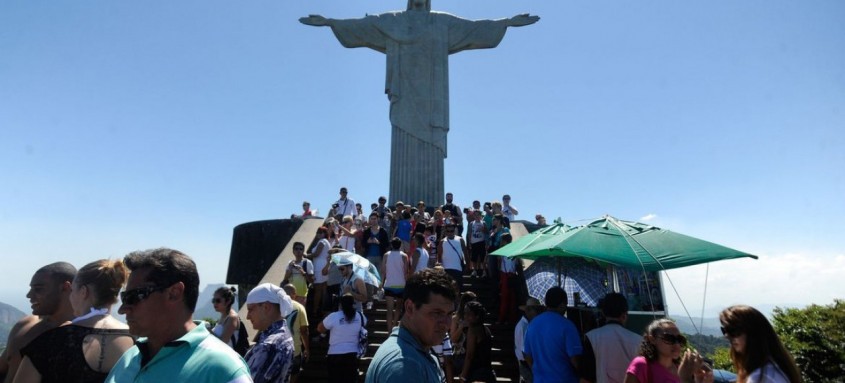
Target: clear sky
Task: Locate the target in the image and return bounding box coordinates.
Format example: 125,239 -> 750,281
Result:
1,0 -> 843,320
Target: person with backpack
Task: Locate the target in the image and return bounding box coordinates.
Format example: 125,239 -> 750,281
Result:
283,242 -> 314,305
283,284 -> 311,383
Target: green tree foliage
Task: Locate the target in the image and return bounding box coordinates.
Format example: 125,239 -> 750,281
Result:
772,300 -> 845,382
711,346 -> 734,371
686,333 -> 730,360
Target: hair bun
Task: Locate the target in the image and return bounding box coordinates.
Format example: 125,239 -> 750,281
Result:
230,286 -> 237,293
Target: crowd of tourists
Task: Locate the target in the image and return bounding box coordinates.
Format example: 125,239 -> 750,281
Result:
0,187 -> 803,383
294,187 -> 532,332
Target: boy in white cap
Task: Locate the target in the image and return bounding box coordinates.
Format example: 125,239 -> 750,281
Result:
244,283 -> 295,383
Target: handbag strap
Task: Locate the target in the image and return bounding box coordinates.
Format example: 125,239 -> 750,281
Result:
446,238 -> 464,264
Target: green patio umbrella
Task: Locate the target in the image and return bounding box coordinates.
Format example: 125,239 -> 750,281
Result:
491,215 -> 757,271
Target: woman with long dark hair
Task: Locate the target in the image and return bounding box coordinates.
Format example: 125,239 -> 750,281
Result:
211,286 -> 241,350
719,305 -> 802,383
460,301 -> 496,383
449,291 -> 478,377
310,226 -> 332,322
318,294 -> 366,383
624,319 -> 713,383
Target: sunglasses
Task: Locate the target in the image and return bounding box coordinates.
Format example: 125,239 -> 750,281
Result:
294,247 -> 305,251
658,333 -> 687,346
721,326 -> 741,338
120,285 -> 168,306
212,297 -> 226,304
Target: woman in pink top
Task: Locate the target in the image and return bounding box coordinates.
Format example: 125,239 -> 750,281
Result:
624,319 -> 714,383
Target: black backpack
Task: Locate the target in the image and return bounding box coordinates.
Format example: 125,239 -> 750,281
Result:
232,321 -> 250,356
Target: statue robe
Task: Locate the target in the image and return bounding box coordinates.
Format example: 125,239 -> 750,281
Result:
328,11 -> 509,205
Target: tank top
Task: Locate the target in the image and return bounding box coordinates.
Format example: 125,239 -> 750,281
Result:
211,317 -> 239,348
384,250 -> 407,288
312,238 -> 331,284
415,247 -> 430,273
20,325 -> 133,383
441,237 -> 465,271
468,326 -> 493,372
341,274 -> 364,312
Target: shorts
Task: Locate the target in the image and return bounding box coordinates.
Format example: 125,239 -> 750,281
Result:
470,241 -> 487,262
445,269 -> 463,293
383,287 -> 404,299
290,353 -> 303,375
366,255 -> 383,269
324,284 -> 341,312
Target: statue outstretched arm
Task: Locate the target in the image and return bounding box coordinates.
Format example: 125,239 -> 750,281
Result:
299,14 -> 334,27
506,14 -> 540,27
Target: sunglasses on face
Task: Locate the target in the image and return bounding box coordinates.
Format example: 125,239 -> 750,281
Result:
658,333 -> 687,346
721,326 -> 741,338
294,247 -> 304,251
120,285 -> 168,306
212,297 -> 225,304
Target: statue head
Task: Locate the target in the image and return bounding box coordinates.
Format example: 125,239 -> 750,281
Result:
407,0 -> 431,11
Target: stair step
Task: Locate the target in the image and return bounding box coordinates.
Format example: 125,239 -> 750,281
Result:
300,269 -> 526,383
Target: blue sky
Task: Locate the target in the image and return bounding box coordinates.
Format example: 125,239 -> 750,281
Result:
1,0 -> 843,319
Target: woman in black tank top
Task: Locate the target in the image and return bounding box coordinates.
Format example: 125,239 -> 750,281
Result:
16,259 -> 135,383
460,301 -> 497,383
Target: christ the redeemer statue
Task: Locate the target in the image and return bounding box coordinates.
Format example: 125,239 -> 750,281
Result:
301,0 -> 539,206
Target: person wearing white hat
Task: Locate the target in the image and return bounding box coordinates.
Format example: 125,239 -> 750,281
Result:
337,256 -> 368,313
244,283 -> 295,383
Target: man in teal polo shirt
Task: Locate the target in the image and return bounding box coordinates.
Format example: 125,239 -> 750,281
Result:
105,248 -> 252,383
365,268 -> 457,383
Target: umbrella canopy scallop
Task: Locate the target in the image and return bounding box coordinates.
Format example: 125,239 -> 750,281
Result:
492,216 -> 757,271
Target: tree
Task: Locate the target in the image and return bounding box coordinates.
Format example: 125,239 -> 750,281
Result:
709,346 -> 733,371
772,300 -> 845,382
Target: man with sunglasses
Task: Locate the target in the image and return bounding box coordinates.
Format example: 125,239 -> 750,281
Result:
282,242 -> 314,305
106,248 -> 252,383
579,293 -> 641,383
335,187 -> 357,220
338,257 -> 368,312
436,224 -> 467,293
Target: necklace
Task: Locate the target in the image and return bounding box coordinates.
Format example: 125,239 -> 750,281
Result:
72,307 -> 110,323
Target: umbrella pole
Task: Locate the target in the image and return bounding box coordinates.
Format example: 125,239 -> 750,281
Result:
557,258 -> 561,286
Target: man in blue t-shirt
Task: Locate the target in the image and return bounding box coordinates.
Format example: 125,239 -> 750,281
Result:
523,287 -> 583,383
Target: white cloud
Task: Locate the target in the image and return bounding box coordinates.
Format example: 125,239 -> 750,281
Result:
641,213 -> 658,222
662,252 -> 845,319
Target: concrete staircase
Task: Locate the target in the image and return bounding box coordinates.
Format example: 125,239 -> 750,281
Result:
298,270 -> 522,382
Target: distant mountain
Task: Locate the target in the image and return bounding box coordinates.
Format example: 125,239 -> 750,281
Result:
671,303 -> 802,337
0,301 -> 27,346
671,316 -> 724,337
